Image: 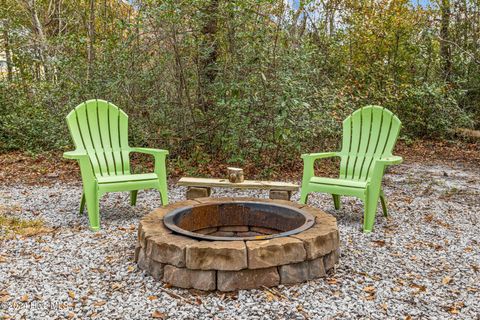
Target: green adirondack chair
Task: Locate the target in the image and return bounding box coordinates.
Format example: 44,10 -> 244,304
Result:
63,99 -> 169,231
299,105 -> 403,233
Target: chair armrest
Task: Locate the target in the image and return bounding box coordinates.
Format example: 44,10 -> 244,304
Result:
368,156 -> 403,187
301,152 -> 338,160
376,156 -> 403,165
301,152 -> 338,186
63,150 -> 89,160
129,147 -> 169,156
129,147 -> 169,177
63,150 -> 95,183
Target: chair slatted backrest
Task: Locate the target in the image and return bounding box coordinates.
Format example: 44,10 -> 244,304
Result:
66,99 -> 131,177
339,106 -> 401,181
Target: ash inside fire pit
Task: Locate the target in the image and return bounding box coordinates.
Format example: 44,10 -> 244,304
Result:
163,202 -> 315,241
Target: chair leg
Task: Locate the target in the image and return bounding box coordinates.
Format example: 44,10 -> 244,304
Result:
130,190 -> 138,206
79,192 -> 86,215
332,194 -> 341,210
299,189 -> 309,204
363,193 -> 379,233
84,185 -> 100,231
158,180 -> 169,206
380,191 -> 388,217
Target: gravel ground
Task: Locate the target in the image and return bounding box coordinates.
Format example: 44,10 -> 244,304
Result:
1,162 -> 479,319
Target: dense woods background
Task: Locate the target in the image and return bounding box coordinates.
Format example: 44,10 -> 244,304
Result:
0,0 -> 479,172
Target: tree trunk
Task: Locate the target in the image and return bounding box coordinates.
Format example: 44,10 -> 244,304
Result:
440,0 -> 452,82
2,24 -> 13,81
24,0 -> 49,79
197,0 -> 219,113
87,0 -> 96,80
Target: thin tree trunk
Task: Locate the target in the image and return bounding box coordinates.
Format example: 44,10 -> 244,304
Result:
2,24 -> 13,81
87,0 -> 96,80
24,0 -> 49,79
197,0 -> 219,113
440,0 -> 452,82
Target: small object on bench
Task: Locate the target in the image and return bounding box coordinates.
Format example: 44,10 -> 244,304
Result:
227,167 -> 244,183
177,177 -> 299,201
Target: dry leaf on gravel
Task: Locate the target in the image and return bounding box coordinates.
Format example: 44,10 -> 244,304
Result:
363,286 -> 376,293
0,291 -> 11,302
148,295 -> 158,301
20,294 -> 29,302
68,290 -> 75,299
152,310 -> 167,319
442,276 -> 452,285
93,300 -> 106,307
371,240 -> 386,247
410,283 -> 427,293
447,302 -> 465,315
264,291 -> 276,302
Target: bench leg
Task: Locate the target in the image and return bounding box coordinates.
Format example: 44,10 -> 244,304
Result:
186,187 -> 211,200
269,190 -> 291,201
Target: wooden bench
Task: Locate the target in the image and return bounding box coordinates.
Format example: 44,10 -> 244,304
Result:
177,177 -> 299,201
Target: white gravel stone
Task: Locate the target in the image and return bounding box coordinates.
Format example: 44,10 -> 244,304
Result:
0,163 -> 479,319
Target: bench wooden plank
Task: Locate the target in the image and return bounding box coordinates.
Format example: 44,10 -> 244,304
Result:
178,177 -> 299,191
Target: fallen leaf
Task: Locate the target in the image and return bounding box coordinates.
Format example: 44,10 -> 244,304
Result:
0,292 -> 11,302
0,255 -> 7,263
20,294 -> 29,302
148,295 -> 158,301
264,291 -> 275,302
442,276 -> 452,285
32,254 -> 42,261
68,291 -> 75,299
127,265 -> 135,272
327,278 -> 338,285
365,294 -> 375,300
152,310 -> 166,319
363,286 -> 376,293
371,240 -> 386,247
42,246 -> 53,253
410,283 -> 427,293
93,300 -> 106,307
111,283 -> 123,291
448,306 -> 459,314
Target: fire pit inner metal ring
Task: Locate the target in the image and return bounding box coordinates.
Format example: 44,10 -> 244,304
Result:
163,201 -> 315,241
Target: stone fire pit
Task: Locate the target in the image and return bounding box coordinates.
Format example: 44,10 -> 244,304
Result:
135,198 -> 340,291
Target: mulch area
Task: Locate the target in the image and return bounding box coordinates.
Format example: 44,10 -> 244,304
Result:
0,140 -> 478,186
